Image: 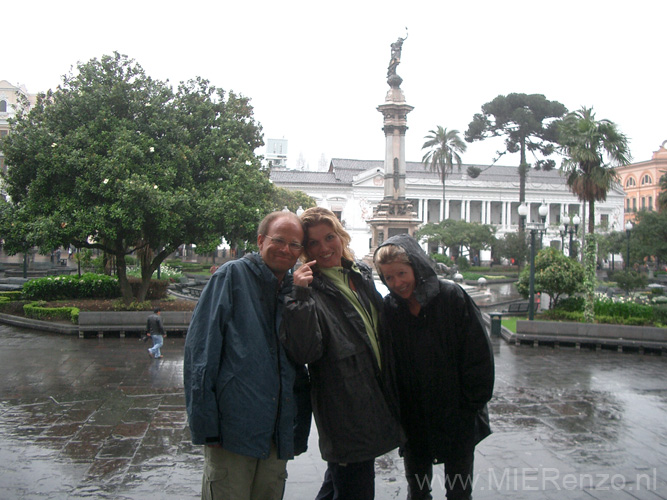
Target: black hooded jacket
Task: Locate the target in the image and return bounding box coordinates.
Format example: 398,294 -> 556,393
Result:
375,234 -> 494,462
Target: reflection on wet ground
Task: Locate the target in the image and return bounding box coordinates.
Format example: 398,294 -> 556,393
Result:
0,325 -> 665,499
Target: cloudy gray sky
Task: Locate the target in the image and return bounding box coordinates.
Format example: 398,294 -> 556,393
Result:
6,0 -> 666,169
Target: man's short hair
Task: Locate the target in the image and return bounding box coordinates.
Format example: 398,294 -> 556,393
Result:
154,307 -> 161,314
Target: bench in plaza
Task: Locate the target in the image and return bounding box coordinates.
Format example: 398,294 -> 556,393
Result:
502,302 -> 537,315
78,311 -> 192,338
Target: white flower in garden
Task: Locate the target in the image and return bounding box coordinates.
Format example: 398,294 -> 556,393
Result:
51,143 -> 57,148
149,147 -> 155,153
145,102 -> 151,107
154,185 -> 158,189
245,160 -> 252,166
103,179 -> 109,184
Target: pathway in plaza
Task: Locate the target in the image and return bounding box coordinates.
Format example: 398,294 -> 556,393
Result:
0,324 -> 665,499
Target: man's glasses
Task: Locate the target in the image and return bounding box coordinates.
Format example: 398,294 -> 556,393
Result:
263,235 -> 303,252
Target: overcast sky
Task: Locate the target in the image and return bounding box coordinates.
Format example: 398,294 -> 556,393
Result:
5,0 -> 666,170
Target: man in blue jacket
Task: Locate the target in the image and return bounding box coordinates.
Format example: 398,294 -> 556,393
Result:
184,211 -> 305,500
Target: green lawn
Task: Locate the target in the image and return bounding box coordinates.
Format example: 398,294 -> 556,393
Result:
501,316 -> 519,333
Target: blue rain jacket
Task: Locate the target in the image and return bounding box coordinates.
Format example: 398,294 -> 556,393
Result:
183,253 -> 297,460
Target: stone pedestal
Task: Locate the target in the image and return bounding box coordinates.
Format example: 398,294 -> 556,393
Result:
368,198 -> 420,256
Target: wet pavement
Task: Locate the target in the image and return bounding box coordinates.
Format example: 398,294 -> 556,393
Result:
0,325 -> 665,499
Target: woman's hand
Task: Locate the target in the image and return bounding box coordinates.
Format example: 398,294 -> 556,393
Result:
294,260 -> 317,287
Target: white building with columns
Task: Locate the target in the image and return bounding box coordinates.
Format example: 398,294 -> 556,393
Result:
270,158 -> 626,262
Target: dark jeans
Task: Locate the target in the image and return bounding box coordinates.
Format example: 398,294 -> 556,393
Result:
314,460 -> 375,500
404,446 -> 475,500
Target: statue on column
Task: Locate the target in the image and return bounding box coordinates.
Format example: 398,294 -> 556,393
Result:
387,29 -> 408,87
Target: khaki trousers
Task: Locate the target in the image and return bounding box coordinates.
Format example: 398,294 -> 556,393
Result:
201,443 -> 287,500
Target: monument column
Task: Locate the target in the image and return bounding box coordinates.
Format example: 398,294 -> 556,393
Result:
367,33 -> 421,257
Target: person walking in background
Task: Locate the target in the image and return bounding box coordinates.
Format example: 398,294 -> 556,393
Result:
146,307 -> 166,359
280,207 -> 404,500
184,211 -> 308,500
374,234 -> 494,500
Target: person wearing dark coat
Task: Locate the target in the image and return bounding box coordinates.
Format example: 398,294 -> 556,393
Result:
146,308 -> 166,358
280,207 -> 404,500
374,234 -> 494,500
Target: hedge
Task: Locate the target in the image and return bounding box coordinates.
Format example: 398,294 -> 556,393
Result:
22,273 -> 120,301
24,302 -> 79,323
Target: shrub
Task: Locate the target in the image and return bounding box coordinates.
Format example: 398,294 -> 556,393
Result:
557,296 -> 585,312
430,254 -> 454,266
112,299 -> 152,311
22,273 -> 121,300
541,309 -> 584,322
652,304 -> 667,326
24,302 -> 79,323
0,291 -> 23,301
594,296 -> 653,321
456,256 -> 470,270
608,270 -> 648,295
125,264 -> 184,281
517,247 -> 585,308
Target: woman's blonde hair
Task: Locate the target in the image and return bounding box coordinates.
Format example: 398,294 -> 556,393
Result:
300,207 -> 354,263
374,244 -> 411,278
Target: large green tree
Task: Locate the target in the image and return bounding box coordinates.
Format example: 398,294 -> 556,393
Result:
270,186 -> 316,214
597,230 -> 627,271
416,219 -> 496,260
465,93 -> 567,231
494,231 -> 529,269
0,53 -> 273,303
557,106 -> 631,235
633,209 -> 667,268
421,126 -> 466,213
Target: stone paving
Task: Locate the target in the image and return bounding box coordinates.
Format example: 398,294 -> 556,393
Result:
0,325 -> 665,499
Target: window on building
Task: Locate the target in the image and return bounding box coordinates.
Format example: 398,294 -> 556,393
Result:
641,197 -> 646,210
626,198 -> 631,211
600,214 -> 609,229
0,100 -> 7,112
641,174 -> 652,185
649,197 -> 653,211
626,177 -> 636,187
632,198 -> 636,212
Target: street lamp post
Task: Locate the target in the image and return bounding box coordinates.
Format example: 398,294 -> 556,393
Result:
559,224 -> 566,254
538,202 -> 548,247
562,214 -> 581,259
625,220 -> 633,269
517,203 -> 541,320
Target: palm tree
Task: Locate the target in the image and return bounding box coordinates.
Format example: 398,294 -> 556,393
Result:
558,107 -> 631,234
422,127 -> 467,218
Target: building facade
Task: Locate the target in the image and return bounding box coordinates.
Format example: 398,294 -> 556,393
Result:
270,158 -> 627,262
615,142 -> 667,224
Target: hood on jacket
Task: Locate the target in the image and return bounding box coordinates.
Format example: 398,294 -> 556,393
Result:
374,233 -> 441,308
